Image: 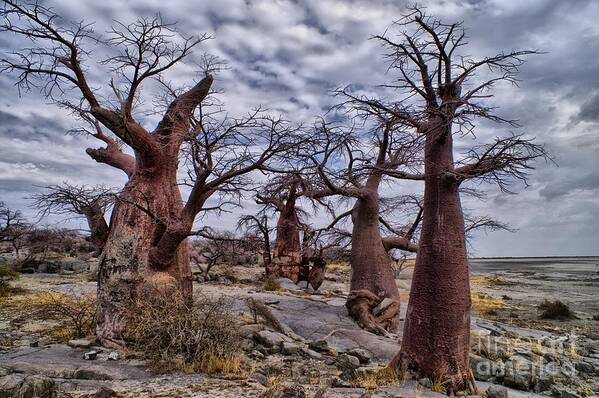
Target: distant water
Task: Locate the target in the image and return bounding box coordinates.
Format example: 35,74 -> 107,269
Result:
469,256 -> 599,276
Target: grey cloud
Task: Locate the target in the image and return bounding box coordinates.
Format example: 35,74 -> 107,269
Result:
539,172 -> 599,200
0,0 -> 598,256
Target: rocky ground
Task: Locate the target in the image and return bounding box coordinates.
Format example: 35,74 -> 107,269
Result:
1,258 -> 598,398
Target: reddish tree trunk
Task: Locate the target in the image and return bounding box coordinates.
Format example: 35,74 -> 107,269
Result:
394,121 -> 473,390
96,160 -> 192,346
270,190 -> 301,282
346,190 -> 401,334
83,205 -> 109,252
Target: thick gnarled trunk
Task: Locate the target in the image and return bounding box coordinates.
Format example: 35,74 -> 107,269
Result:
395,123 -> 473,391
346,192 -> 400,334
96,163 -> 192,346
270,193 -> 301,282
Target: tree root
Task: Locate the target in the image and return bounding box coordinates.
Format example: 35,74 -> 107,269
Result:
346,289 -> 400,335
390,352 -> 478,395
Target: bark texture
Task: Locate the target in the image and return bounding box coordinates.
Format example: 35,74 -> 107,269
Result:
96,159 -> 192,345
394,120 -> 473,390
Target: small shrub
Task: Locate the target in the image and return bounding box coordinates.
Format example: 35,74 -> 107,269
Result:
126,288 -> 245,376
0,265 -> 21,297
261,275 -> 280,291
592,315 -> 599,321
9,291 -> 96,341
538,300 -> 575,320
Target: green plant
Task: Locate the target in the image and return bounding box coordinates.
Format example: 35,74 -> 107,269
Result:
538,300 -> 575,320
126,288 -> 245,375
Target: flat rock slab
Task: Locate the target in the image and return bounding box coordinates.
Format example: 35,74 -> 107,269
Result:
0,344 -> 150,381
200,285 -> 402,362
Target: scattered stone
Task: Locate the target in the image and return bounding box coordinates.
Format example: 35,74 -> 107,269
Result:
486,385 -> 509,398
300,347 -> 323,360
250,371 -> 268,386
281,341 -> 301,356
503,356 -> 533,390
68,339 -> 92,349
308,339 -> 330,353
0,366 -> 12,377
0,374 -> 25,396
418,378 -> 432,388
29,341 -> 39,348
239,324 -> 265,338
83,350 -> 98,360
253,330 -> 289,348
91,386 -> 118,398
250,350 -> 265,360
313,387 -> 327,398
470,354 -> 494,381
331,376 -> 352,387
107,351 -> 119,361
574,360 -> 594,374
281,384 -> 306,398
552,386 -> 582,398
347,348 -> 372,364
336,353 -> 360,370
0,374 -> 55,398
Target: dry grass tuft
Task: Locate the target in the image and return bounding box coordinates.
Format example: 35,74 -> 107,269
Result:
126,288 -> 246,376
327,262 -> 351,273
350,366 -> 408,390
471,292 -> 511,316
261,275 -> 281,291
259,375 -> 286,398
430,377 -> 448,394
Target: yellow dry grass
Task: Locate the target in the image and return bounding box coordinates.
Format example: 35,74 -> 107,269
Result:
350,366 -> 408,390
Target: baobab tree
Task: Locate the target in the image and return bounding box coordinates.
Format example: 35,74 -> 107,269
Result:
29,183 -> 115,251
237,214 -> 273,269
302,116 -> 424,334
357,8 -> 548,391
0,1 -> 299,345
254,175 -> 308,282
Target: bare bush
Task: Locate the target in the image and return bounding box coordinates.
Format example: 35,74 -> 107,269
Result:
126,288 -> 244,375
11,291 -> 96,340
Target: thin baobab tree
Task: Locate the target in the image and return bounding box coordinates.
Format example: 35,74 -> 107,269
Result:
301,115 -> 425,334
350,8 -> 549,391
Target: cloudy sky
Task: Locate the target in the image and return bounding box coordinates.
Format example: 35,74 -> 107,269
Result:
0,0 -> 598,257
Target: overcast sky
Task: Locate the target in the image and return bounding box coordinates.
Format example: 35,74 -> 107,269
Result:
0,0 -> 598,257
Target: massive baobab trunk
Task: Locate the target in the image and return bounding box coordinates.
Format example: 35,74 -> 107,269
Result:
270,187 -> 302,282
346,190 -> 401,333
394,120 -> 473,390
1,4 -> 300,349
96,163 -> 192,345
